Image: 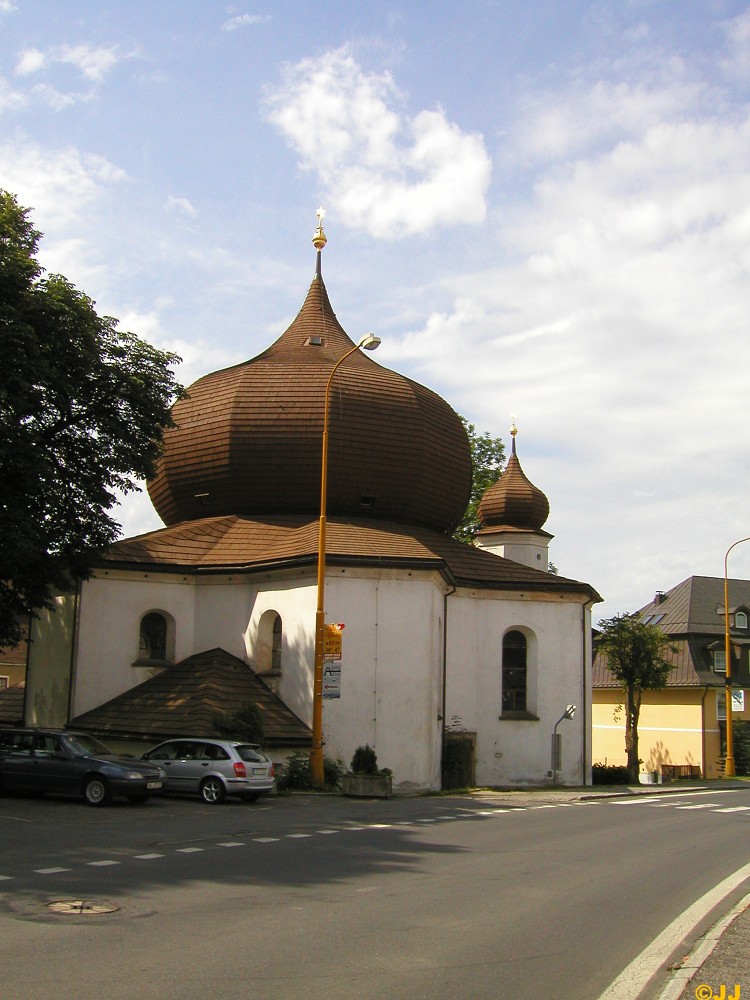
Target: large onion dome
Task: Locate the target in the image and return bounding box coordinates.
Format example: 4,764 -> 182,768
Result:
148,237 -> 471,534
477,426 -> 549,531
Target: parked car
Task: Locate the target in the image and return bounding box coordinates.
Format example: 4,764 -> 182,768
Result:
142,738 -> 275,804
0,728 -> 166,806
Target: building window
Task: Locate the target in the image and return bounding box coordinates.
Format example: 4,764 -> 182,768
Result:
502,630 -> 527,713
272,614 -> 282,671
735,610 -> 748,630
0,676 -> 8,690
713,649 -> 726,673
135,611 -> 174,665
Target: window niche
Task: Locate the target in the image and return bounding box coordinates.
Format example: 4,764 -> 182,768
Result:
254,610 -> 282,694
133,611 -> 174,667
500,628 -> 538,720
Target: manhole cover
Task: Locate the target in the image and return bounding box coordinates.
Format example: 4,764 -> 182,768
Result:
47,899 -> 119,915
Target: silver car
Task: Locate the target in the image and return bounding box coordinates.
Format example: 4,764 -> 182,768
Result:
142,738 -> 275,804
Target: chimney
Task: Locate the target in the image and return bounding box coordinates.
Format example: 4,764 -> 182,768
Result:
654,591 -> 666,605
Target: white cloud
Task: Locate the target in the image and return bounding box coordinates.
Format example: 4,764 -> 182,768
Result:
221,13 -> 270,32
0,139 -> 126,229
0,0 -> 16,13
0,77 -> 26,112
15,48 -> 45,76
166,195 -> 198,217
15,42 -> 119,83
266,46 -> 491,239
721,7 -> 750,78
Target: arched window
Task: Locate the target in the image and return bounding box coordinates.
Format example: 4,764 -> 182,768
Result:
502,630 -> 527,713
735,610 -> 748,630
135,611 -> 174,665
272,614 -> 282,671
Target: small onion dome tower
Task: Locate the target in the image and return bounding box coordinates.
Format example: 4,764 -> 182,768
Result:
474,423 -> 553,570
147,214 -> 472,533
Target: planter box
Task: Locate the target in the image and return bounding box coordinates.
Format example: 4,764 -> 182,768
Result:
341,772 -> 392,798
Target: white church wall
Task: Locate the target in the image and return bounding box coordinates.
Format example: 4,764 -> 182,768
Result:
320,569 -> 444,792
244,578 -> 316,726
192,577 -> 259,660
25,592 -> 77,727
446,591 -> 589,786
72,572 -> 198,716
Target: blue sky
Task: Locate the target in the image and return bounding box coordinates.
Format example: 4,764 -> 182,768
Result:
2,0 -> 750,622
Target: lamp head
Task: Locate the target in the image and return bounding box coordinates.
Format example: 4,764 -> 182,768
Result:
564,704 -> 577,720
358,333 -> 381,351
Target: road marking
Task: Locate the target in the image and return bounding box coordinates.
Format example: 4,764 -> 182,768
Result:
135,853 -> 164,859
217,841 -> 245,847
252,837 -> 279,843
0,875 -> 14,881
598,859 -> 750,1000
35,867 -> 71,874
87,860 -> 120,867
316,830 -> 338,835
286,833 -> 311,839
176,847 -> 204,853
712,805 -> 750,813
674,803 -> 722,810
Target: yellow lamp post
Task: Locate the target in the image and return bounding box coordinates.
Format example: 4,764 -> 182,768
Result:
309,331 -> 381,787
723,535 -> 750,777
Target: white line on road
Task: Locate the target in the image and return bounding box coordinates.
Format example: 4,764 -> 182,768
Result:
598,860 -> 750,1000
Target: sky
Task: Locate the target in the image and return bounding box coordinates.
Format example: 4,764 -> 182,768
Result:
2,0 -> 750,624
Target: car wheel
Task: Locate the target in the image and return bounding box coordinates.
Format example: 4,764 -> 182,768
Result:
240,792 -> 260,803
83,776 -> 111,806
200,777 -> 226,804
127,794 -> 149,804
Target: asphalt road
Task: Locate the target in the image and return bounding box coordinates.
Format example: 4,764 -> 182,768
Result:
1,787 -> 749,1000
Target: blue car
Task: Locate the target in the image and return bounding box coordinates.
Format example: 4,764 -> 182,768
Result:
0,728 -> 166,806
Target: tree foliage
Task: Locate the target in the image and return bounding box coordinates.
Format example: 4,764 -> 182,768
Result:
597,612 -> 675,783
453,417 -> 506,544
0,190 -> 183,649
212,702 -> 265,744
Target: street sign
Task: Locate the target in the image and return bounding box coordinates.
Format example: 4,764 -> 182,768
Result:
324,622 -> 345,660
322,661 -> 341,699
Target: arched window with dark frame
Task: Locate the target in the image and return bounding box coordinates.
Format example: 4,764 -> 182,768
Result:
502,630 -> 527,713
138,612 -> 168,662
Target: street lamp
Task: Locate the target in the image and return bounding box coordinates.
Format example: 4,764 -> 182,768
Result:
551,704 -> 576,786
310,332 -> 381,787
723,536 -> 750,778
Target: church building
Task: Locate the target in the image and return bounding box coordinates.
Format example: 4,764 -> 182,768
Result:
23,222 -> 600,791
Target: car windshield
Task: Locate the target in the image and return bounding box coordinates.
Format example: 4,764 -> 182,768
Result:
63,734 -> 113,757
236,744 -> 268,763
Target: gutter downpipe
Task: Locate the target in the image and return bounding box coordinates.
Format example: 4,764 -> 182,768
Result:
582,599 -> 594,786
440,574 -> 457,790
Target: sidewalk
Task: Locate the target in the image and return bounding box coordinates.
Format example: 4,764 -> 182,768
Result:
468,781 -> 750,1000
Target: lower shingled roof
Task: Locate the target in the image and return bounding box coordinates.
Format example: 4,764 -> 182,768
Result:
69,648 -> 311,747
102,514 -> 601,599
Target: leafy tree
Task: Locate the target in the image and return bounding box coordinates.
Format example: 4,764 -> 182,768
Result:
0,190 -> 182,649
453,417 -> 506,543
596,613 -> 675,784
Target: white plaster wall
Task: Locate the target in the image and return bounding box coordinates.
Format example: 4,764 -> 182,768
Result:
445,591 -> 590,786
72,572 -> 198,715
320,569 -> 444,791
26,593 -> 77,727
244,578 -> 316,726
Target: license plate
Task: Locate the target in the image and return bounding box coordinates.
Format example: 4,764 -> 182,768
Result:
147,781 -> 163,790
252,767 -> 266,775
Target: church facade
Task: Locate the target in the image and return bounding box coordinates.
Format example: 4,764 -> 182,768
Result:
24,225 -> 600,791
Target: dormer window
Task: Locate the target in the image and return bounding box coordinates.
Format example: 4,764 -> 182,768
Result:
735,610 -> 748,630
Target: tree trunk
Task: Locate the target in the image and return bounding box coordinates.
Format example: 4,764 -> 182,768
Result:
625,684 -> 641,784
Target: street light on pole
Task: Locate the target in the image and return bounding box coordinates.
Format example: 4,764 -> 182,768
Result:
723,535 -> 750,778
551,704 -> 576,786
310,331 -> 381,787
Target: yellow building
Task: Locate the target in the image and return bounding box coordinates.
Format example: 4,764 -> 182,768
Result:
593,576 -> 750,780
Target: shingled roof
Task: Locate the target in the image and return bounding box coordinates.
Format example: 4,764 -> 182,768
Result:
102,513 -> 600,599
69,648 -> 311,747
147,270 -> 472,534
593,576 -> 750,689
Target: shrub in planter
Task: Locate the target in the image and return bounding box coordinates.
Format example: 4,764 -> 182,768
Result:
350,744 -> 379,775
343,745 -> 392,797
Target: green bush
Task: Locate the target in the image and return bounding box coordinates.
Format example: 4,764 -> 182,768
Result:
277,751 -> 346,791
350,744 -> 379,775
592,763 -> 630,785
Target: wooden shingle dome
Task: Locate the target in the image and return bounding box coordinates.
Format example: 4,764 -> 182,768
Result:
477,428 -> 549,531
148,261 -> 471,534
